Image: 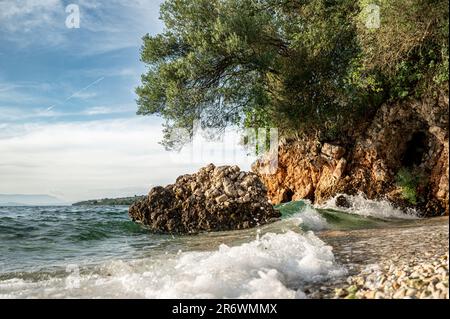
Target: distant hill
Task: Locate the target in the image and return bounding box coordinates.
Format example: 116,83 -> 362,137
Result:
0,194 -> 68,206
0,202 -> 31,207
72,196 -> 145,206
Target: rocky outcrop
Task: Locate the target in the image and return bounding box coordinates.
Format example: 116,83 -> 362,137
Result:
129,164 -> 280,233
252,139 -> 350,204
254,92 -> 449,216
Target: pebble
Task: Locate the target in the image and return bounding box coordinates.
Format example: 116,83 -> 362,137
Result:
405,288 -> 417,297
393,288 -> 406,299
374,291 -> 385,299
435,282 -> 447,291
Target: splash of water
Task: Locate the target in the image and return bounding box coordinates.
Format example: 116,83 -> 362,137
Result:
317,193 -> 419,219
0,231 -> 345,299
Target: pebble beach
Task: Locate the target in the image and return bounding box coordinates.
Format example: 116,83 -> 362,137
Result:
306,217 -> 449,299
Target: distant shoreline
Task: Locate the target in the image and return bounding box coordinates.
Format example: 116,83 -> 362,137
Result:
72,195 -> 145,206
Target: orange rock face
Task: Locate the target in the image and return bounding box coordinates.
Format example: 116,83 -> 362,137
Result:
252,139 -> 349,205
253,93 -> 449,216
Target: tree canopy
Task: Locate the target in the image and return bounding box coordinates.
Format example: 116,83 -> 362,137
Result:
136,0 -> 449,149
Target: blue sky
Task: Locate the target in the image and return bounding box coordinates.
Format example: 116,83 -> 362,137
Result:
0,0 -> 163,123
0,0 -> 255,203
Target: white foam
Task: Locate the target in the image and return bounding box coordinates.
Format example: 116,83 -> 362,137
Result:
318,193 -> 419,219
0,231 -> 345,299
287,206 -> 329,230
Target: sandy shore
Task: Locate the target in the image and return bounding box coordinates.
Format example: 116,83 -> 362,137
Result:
305,217 -> 449,299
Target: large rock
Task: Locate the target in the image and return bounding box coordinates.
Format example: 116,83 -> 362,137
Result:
129,164 -> 280,233
253,91 -> 449,216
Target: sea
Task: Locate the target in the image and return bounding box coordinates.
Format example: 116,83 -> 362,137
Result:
0,194 -> 421,298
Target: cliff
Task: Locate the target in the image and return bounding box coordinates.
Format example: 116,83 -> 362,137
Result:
253,92 -> 449,216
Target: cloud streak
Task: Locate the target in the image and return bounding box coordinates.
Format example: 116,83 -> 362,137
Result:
0,104 -> 137,122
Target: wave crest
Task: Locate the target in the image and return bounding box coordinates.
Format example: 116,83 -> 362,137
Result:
318,193 -> 419,219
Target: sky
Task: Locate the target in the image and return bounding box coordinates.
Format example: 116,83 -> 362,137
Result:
0,0 -> 256,203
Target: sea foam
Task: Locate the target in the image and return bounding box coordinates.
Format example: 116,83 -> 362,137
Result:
286,206 -> 329,231
318,193 -> 419,219
0,231 -> 345,299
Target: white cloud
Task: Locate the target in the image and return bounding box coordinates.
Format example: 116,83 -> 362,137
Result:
0,0 -> 63,32
74,0 -> 165,55
0,0 -> 164,53
0,118 -> 254,202
0,0 -> 67,46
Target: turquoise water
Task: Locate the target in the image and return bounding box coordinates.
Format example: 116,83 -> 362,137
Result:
276,201 -> 406,230
0,198 -> 420,298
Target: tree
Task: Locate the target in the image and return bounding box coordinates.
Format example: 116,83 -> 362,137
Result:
137,0 -> 362,148
136,0 -> 448,149
355,0 -> 449,99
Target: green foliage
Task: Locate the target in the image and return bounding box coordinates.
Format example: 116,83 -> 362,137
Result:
137,0 -> 449,148
395,168 -> 421,205
355,0 -> 449,100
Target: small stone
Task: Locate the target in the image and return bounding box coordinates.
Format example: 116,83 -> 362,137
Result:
336,195 -> 351,208
393,288 -> 406,299
410,271 -> 420,278
432,291 -> 441,299
419,290 -> 431,299
435,282 -> 447,291
364,291 -> 376,299
436,266 -> 447,274
374,291 -> 385,299
215,194 -> 228,203
335,288 -> 347,297
405,288 -> 417,297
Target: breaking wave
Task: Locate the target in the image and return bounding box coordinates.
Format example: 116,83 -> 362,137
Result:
0,230 -> 345,299
0,194 -> 421,299
318,193 -> 419,219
